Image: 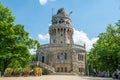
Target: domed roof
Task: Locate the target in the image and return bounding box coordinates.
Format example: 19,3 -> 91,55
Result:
57,8 -> 65,14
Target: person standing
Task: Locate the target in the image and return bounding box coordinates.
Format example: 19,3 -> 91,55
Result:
113,69 -> 120,79
93,69 -> 97,76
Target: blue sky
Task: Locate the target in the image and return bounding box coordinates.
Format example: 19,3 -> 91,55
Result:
1,0 -> 120,51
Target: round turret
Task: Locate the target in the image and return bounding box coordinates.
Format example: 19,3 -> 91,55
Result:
49,8 -> 74,44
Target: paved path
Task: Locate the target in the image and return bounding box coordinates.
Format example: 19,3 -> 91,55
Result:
0,75 -> 112,80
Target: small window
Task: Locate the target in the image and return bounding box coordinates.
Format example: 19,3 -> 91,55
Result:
61,41 -> 63,44
53,40 -> 56,43
59,21 -> 61,23
55,21 -> 57,24
79,68 -> 80,72
61,67 -> 63,72
57,55 -> 60,59
57,53 -> 67,60
61,34 -> 63,36
57,67 -> 60,72
65,67 -> 67,72
79,68 -> 84,72
79,68 -> 82,72
65,53 -> 67,60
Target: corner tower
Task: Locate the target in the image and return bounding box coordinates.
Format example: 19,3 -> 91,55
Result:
49,8 -> 74,44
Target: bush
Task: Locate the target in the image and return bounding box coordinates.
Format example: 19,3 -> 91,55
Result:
23,67 -> 30,74
5,68 -> 13,74
34,67 -> 39,76
38,68 -> 42,76
34,67 -> 42,76
14,68 -> 22,76
5,68 -> 13,77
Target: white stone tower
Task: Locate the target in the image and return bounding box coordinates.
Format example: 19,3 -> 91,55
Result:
36,8 -> 86,75
49,8 -> 74,44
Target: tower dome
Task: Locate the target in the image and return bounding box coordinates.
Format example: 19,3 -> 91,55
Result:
49,8 -> 74,44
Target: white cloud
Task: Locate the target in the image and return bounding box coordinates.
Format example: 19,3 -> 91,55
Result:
49,0 -> 56,1
39,0 -> 56,5
73,29 -> 98,51
29,49 -> 36,54
38,29 -> 98,51
38,33 -> 49,40
39,0 -> 47,5
38,33 -> 49,43
49,23 -> 52,26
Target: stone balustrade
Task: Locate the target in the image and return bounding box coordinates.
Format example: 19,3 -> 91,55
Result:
40,44 -> 85,50
50,23 -> 72,28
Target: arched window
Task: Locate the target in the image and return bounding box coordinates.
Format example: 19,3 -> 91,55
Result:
42,56 -> 45,63
65,53 -> 67,60
58,28 -> 60,32
54,29 -> 56,33
78,54 -> 83,61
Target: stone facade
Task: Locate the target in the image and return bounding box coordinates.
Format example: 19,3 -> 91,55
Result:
36,8 -> 86,75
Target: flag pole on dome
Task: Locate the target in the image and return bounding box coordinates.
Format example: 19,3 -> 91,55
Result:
52,7 -> 56,16
52,8 -> 54,16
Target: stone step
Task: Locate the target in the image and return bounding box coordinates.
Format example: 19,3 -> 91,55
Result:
50,72 -> 78,75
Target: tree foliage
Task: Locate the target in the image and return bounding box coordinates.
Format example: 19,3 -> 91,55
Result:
88,20 -> 120,75
0,3 -> 40,72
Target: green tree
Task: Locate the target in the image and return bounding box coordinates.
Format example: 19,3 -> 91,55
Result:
88,20 -> 120,75
0,3 -> 15,72
0,3 -> 40,72
31,54 -> 37,63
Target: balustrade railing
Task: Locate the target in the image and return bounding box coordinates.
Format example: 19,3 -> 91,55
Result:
40,44 -> 85,50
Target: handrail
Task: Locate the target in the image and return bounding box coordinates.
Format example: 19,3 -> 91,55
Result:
33,61 -> 55,73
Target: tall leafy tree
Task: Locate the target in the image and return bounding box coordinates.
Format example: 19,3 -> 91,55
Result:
0,3 -> 15,71
88,20 -> 120,75
0,3 -> 40,72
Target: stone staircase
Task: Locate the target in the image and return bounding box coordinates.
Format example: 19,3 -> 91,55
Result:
32,61 -> 56,73
32,61 -> 79,75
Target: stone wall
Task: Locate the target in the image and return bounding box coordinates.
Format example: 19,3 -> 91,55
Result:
37,44 -> 86,75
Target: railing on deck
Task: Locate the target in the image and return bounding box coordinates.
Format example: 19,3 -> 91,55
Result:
40,44 -> 85,50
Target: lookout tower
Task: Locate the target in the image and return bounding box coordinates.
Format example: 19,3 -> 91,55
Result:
36,8 -> 86,75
